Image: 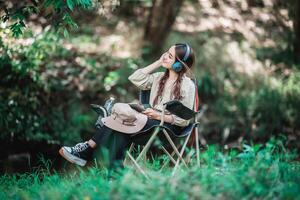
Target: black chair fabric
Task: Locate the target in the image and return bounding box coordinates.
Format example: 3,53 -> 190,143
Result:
138,90 -> 197,138
164,100 -> 196,120
139,90 -> 151,105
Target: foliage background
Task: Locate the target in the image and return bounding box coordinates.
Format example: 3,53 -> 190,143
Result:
1,0 -> 300,199
0,0 -> 300,173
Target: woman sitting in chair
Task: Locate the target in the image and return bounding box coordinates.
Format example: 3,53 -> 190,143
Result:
59,43 -> 196,167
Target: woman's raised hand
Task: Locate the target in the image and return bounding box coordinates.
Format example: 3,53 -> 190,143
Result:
157,52 -> 166,66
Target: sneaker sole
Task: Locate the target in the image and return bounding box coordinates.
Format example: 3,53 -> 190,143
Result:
59,147 -> 87,167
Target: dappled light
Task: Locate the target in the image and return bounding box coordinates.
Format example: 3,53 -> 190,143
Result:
1,0 -> 300,199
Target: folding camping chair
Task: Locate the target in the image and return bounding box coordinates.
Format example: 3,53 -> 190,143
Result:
125,81 -> 207,179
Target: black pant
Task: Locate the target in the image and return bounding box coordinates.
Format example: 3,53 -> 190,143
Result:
91,119 -> 183,168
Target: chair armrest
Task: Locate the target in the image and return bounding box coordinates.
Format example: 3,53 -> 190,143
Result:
163,100 -> 196,120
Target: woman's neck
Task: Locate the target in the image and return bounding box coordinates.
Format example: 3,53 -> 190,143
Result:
168,70 -> 179,81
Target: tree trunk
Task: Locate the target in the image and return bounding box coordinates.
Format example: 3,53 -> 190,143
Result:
143,0 -> 184,60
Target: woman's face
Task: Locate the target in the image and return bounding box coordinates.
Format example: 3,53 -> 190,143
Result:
161,46 -> 176,69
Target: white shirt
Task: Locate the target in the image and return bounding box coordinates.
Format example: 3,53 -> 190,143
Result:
128,69 -> 196,127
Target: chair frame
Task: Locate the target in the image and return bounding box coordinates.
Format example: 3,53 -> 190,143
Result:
125,89 -> 207,178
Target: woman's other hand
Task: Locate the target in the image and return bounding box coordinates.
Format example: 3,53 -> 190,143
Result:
142,108 -> 161,120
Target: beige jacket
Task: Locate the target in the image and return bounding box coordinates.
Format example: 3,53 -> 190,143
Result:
128,69 -> 196,127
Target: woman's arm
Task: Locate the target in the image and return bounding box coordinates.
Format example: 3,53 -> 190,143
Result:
158,113 -> 174,123
128,59 -> 162,90
142,108 -> 174,123
140,60 -> 161,74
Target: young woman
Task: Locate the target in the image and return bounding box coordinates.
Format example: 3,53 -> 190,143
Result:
59,43 -> 196,167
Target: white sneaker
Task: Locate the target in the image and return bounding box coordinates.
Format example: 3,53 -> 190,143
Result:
59,142 -> 93,166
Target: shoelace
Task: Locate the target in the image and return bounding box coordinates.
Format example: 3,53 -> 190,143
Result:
72,142 -> 89,153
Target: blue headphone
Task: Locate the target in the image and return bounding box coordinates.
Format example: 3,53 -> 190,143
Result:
172,43 -> 191,72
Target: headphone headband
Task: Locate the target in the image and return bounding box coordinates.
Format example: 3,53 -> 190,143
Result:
172,43 -> 192,73
183,43 -> 191,61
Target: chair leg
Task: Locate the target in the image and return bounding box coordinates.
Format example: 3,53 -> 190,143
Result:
126,151 -> 149,180
194,104 -> 208,167
123,128 -> 159,176
125,126 -> 163,178
123,143 -> 135,166
136,126 -> 160,162
171,129 -> 192,176
162,129 -> 188,168
161,146 -> 177,165
159,146 -> 178,172
195,125 -> 200,167
185,149 -> 195,165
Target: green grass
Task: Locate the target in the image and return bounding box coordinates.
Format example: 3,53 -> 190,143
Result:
1,140 -> 300,200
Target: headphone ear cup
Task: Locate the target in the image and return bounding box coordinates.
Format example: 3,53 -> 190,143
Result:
172,62 -> 183,72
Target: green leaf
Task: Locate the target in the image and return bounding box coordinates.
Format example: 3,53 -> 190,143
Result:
63,28 -> 69,38
44,0 -> 54,7
9,21 -> 25,38
66,0 -> 74,11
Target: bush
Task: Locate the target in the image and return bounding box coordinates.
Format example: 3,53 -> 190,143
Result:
0,28 -> 145,143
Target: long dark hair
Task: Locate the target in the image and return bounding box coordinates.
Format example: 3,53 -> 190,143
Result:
152,43 -> 195,107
